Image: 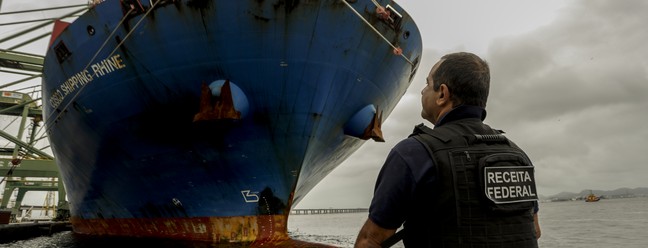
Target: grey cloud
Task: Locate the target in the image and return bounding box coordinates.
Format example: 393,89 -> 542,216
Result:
485,0 -> 648,195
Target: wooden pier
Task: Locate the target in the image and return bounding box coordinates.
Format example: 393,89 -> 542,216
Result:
290,208 -> 368,215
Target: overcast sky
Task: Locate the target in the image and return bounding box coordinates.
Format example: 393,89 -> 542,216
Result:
2,0 -> 647,208
298,0 -> 648,208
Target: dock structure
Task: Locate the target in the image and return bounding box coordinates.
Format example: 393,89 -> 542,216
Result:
0,90 -> 68,222
0,221 -> 72,243
291,208 -> 368,215
1,17 -> 75,222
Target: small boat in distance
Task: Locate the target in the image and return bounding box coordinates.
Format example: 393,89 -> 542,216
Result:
585,191 -> 601,202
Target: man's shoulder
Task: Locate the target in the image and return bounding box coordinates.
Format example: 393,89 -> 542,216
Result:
389,137 -> 435,176
393,136 -> 427,155
408,123 -> 434,137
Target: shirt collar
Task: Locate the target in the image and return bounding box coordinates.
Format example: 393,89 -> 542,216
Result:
434,105 -> 487,127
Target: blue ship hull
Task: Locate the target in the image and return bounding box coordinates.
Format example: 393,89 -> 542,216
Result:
42,0 -> 421,243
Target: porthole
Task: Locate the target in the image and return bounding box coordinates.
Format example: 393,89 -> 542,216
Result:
87,25 -> 95,36
403,30 -> 410,39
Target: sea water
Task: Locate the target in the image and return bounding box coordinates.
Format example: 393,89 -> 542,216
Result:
2,197 -> 647,247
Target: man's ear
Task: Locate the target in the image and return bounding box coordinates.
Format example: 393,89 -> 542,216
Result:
436,84 -> 451,106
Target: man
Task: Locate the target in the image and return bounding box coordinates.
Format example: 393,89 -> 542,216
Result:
355,52 -> 541,247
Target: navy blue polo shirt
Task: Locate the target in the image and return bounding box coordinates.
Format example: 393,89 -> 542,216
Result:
368,105 -> 538,230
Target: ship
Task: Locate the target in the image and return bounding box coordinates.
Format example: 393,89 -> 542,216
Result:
41,0 -> 421,245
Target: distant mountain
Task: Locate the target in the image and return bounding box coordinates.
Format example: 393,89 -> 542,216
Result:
543,187 -> 648,201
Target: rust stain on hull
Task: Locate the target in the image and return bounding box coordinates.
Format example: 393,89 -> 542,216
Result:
194,80 -> 241,122
71,214 -> 335,247
362,108 -> 385,142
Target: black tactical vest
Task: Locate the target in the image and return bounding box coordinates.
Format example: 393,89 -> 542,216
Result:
405,119 -> 538,248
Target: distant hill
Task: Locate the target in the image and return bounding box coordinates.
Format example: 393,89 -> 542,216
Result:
542,187 -> 648,201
